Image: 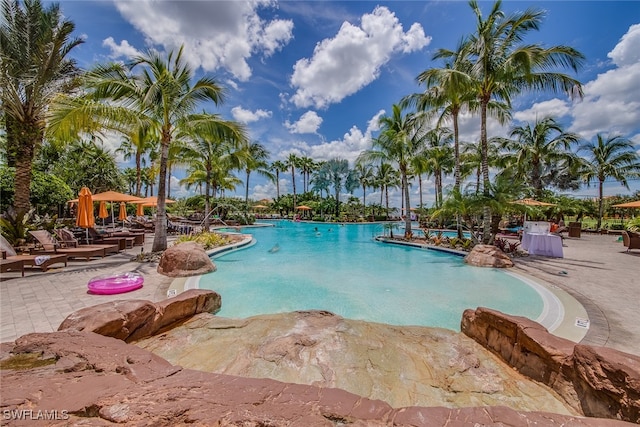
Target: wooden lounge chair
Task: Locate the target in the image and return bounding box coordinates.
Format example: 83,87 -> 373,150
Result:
1,257 -> 24,276
62,228 -> 134,251
0,235 -> 67,274
29,230 -> 118,261
622,231 -> 640,252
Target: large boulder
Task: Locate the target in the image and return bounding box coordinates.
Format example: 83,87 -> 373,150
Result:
136,310 -> 577,414
58,289 -> 221,342
0,331 -> 629,426
462,307 -> 640,423
464,244 -> 514,268
157,241 -> 216,277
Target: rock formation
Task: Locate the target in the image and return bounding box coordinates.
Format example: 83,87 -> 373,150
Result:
135,310 -> 576,414
464,244 -> 514,268
462,307 -> 640,423
58,289 -> 220,342
156,241 -> 216,277
0,331 -> 629,426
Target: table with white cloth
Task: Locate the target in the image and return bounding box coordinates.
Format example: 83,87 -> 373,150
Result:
521,232 -> 563,257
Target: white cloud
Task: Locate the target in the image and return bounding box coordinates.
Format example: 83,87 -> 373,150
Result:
513,99 -> 572,124
285,111 -> 323,134
231,106 -> 273,123
102,37 -> 142,59
113,0 -> 293,80
568,23 -> 640,140
289,6 -> 430,109
295,110 -> 385,163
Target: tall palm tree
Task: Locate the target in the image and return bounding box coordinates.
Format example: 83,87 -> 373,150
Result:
116,124 -> 158,196
422,127 -> 455,208
456,0 -> 585,242
178,120 -> 246,230
374,162 -> 401,220
354,163 -> 375,217
358,104 -> 425,237
0,0 -> 83,214
49,46 -> 246,251
579,134 -> 640,230
497,116 -> 580,198
321,158 -> 350,217
285,153 -> 300,209
242,140 -> 273,209
298,155 -> 316,193
270,160 -> 287,199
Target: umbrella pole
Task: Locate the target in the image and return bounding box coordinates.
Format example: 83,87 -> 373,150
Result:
85,228 -> 90,245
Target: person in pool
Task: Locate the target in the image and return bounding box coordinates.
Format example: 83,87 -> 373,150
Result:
268,244 -> 280,253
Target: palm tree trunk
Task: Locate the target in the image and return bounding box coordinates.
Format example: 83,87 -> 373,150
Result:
597,180 -> 604,230
402,168 -> 411,238
418,174 -> 423,208
135,152 -> 142,196
245,170 -> 251,208
13,122 -> 40,215
453,111 -> 464,239
151,131 -> 170,252
275,171 -> 280,199
291,166 -> 297,210
480,99 -> 492,244
362,184 -> 367,218
385,186 -> 389,220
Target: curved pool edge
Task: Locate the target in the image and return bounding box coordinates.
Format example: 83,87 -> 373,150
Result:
167,235 -> 589,344
165,235 -> 254,297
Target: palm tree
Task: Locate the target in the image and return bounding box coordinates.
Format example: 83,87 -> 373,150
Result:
457,0 -> 585,242
321,158 -> 350,217
579,134 -> 640,230
116,124 -> 158,196
242,141 -> 273,209
422,127 -> 455,208
285,153 -> 300,209
358,104 -> 425,237
374,162 -> 401,220
0,0 -> 83,214
178,120 -> 246,230
49,46 -> 246,251
298,155 -> 316,193
270,160 -> 287,199
354,163 -> 375,217
497,116 -> 580,198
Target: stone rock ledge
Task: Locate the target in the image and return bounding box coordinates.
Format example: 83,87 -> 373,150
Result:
157,241 -> 216,277
464,244 -> 514,268
0,331 -> 629,427
462,307 -> 640,424
57,289 -> 221,342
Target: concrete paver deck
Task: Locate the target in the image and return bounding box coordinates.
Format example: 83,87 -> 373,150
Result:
0,231 -> 638,356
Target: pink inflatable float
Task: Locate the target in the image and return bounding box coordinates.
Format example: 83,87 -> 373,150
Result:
88,272 -> 144,295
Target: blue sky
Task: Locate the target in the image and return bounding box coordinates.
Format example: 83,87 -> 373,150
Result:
58,1 -> 640,206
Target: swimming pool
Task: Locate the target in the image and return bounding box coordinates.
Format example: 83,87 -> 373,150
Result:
195,221 -> 544,331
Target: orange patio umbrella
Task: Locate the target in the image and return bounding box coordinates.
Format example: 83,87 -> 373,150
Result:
76,187 -> 95,244
98,201 -> 109,218
136,203 -> 145,217
131,195 -> 176,208
118,202 -> 128,220
296,205 -> 312,210
612,200 -> 640,208
91,191 -> 143,228
510,198 -> 556,223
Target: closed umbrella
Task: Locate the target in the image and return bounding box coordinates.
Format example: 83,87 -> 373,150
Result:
136,203 -> 145,217
76,187 -> 95,244
98,201 -> 109,226
91,191 -> 143,229
118,202 -> 128,228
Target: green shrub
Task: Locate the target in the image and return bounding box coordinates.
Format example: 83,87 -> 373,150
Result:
175,232 -> 230,250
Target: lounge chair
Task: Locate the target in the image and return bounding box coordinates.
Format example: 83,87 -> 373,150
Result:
78,227 -> 135,250
0,235 -> 67,274
622,231 -> 640,252
29,230 -> 118,261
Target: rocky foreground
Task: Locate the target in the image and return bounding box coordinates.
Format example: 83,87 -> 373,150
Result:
1,289 -> 638,426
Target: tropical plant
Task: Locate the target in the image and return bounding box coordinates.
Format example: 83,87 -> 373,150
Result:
320,158 -> 350,216
175,231 -> 230,250
579,134 -> 640,230
373,162 -> 400,220
354,163 -> 375,217
49,46 -> 246,251
0,0 -> 83,214
116,124 -> 159,196
285,153 -> 300,209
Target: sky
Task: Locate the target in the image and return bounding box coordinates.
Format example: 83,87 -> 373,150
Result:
56,0 -> 640,206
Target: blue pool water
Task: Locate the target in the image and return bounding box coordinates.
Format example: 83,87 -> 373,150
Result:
197,221 -> 543,331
